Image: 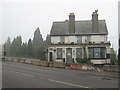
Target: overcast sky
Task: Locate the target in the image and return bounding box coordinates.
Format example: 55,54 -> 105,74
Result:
0,0 -> 119,52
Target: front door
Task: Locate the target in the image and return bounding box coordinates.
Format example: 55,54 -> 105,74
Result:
49,52 -> 53,61
66,48 -> 73,63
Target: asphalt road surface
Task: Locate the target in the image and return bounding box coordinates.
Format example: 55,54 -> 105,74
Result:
2,62 -> 118,88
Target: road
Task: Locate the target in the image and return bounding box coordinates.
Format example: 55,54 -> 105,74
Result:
2,62 -> 118,88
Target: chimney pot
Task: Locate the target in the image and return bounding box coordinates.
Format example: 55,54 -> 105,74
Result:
92,10 -> 99,33
69,13 -> 75,33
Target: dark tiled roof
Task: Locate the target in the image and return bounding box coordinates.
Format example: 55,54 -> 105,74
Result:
50,20 -> 108,36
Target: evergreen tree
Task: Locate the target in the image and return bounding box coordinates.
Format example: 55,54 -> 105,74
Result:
4,27 -> 51,59
37,46 -> 46,60
4,37 -> 11,56
10,36 -> 22,57
27,39 -> 33,57
45,34 -> 51,45
33,27 -> 43,58
15,36 -> 22,57
11,38 -> 16,56
21,42 -> 27,57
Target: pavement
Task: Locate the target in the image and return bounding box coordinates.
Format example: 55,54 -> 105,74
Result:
2,62 -> 119,88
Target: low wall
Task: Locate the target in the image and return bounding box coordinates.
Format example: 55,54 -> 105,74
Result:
103,65 -> 120,72
25,59 -> 32,64
31,60 -> 49,67
39,61 -> 49,67
8,57 -> 96,71
70,64 -> 82,70
13,59 -> 19,62
6,58 -> 14,61
31,61 -> 40,65
18,59 -> 26,63
52,62 -> 65,68
70,64 -> 94,70
49,61 -> 53,67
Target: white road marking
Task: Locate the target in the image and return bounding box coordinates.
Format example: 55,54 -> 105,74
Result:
4,69 -> 34,77
48,79 -> 90,88
97,68 -> 100,72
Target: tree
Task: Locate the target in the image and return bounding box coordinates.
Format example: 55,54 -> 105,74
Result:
4,37 -> 11,56
21,42 -> 27,57
11,38 -> 16,56
27,39 -> 33,57
15,36 -> 22,57
45,34 -> 51,45
33,27 -> 43,58
36,46 -> 46,60
10,36 -> 22,57
4,27 -> 50,60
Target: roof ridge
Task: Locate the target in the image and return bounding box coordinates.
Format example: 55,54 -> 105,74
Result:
53,19 -> 105,23
53,21 -> 67,23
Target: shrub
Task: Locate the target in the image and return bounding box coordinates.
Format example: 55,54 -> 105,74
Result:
76,58 -> 89,64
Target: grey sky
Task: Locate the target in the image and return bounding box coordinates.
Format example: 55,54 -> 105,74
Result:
0,0 -> 119,52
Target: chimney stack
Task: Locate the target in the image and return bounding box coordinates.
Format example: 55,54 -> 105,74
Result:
92,10 -> 99,33
69,13 -> 75,33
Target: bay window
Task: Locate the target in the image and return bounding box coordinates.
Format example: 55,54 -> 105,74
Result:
89,47 -> 106,59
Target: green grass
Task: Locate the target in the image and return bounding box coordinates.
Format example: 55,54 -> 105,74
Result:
0,59 -> 11,62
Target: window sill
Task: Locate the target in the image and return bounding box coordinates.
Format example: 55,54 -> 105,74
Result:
56,58 -> 63,59
89,58 -> 106,59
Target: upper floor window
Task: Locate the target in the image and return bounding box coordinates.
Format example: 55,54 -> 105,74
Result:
77,36 -> 82,44
87,36 -> 90,43
60,36 -> 65,44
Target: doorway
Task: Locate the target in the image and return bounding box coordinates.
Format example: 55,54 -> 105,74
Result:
49,52 -> 53,61
66,48 -> 73,63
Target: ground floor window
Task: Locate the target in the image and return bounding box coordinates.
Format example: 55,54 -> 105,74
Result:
88,47 -> 106,59
76,48 -> 82,58
57,48 -> 63,59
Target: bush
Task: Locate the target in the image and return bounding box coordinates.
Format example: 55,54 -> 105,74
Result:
76,58 -> 89,64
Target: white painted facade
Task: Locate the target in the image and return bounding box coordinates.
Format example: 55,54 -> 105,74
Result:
48,39 -> 111,64
51,35 -> 107,44
48,12 -> 111,65
91,59 -> 106,64
49,36 -> 111,64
